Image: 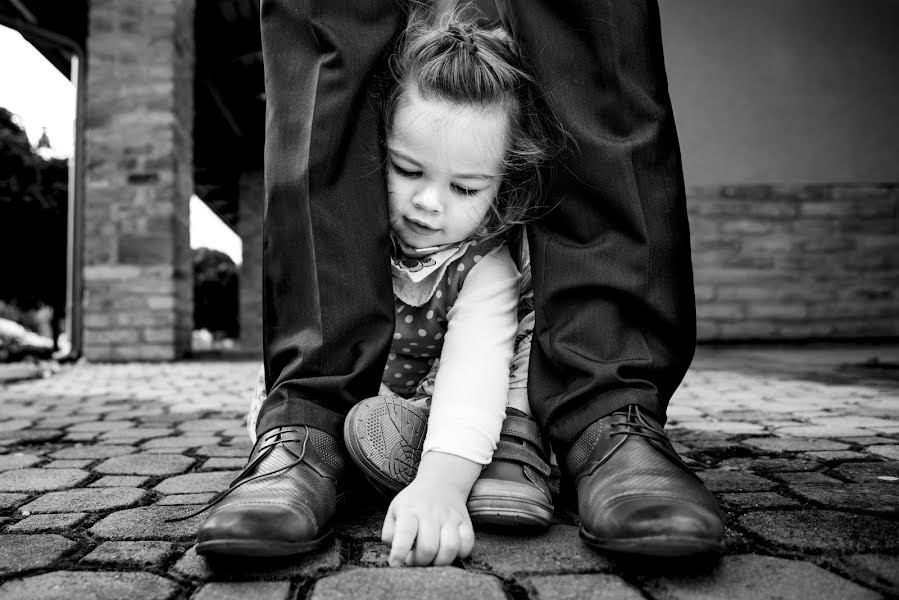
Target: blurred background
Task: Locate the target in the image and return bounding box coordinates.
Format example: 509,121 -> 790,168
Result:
0,0 -> 896,363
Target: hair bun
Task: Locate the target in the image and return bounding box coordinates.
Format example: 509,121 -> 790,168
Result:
448,23 -> 478,55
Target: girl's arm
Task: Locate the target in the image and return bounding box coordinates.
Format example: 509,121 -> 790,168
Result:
382,245 -> 520,567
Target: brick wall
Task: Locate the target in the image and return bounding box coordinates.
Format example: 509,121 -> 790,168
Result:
689,184 -> 899,341
83,0 -> 195,361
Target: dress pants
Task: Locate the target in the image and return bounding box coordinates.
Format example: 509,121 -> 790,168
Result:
256,0 -> 696,453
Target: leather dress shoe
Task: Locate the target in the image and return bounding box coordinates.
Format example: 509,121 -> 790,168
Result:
567,405 -> 724,556
467,409 -> 554,529
195,425 -> 344,557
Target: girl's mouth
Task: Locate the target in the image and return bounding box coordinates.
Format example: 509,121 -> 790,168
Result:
404,217 -> 439,236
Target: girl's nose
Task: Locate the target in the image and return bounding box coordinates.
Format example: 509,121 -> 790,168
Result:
412,185 -> 442,213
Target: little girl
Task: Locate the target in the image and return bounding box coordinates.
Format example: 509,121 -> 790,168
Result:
247,10 -> 562,567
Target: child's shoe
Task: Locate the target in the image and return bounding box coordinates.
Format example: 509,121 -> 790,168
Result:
343,395 -> 428,494
466,408 -> 554,529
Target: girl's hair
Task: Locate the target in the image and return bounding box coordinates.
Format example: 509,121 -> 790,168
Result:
382,6 -> 566,242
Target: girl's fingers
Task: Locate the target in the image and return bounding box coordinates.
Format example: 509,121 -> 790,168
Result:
411,514 -> 440,566
388,512 -> 418,568
381,504 -> 396,544
432,520 -> 461,566
458,519 -> 475,559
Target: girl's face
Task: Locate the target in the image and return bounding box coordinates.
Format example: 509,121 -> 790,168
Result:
387,85 -> 509,249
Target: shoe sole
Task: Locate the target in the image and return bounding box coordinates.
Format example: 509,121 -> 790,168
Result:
196,528 -> 333,557
579,526 -> 724,557
467,480 -> 553,530
344,396 -> 428,494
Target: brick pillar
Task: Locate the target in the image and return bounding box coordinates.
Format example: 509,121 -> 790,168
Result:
83,0 -> 195,361
238,170 -> 263,357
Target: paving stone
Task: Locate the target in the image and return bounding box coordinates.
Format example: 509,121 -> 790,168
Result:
178,419 -> 243,433
43,459 -> 93,469
103,408 -> 167,420
0,534 -> 76,576
170,542 -> 343,581
831,461 -> 899,483
739,510 -> 899,552
0,453 -> 42,471
675,421 -> 766,434
643,554 -> 879,600
0,418 -> 34,431
0,429 -> 64,444
0,493 -> 27,510
716,457 -> 822,473
0,468 -> 90,492
358,541 -> 389,567
62,433 -> 97,443
89,475 -> 151,487
718,492 -> 803,510
334,510 -> 388,541
142,435 -> 220,450
192,581 -> 292,600
100,427 -> 174,441
90,506 -> 208,541
768,471 -> 842,485
775,425 -> 873,438
5,512 -> 88,532
154,471 -> 239,494
68,420 -> 135,432
866,445 -> 899,460
20,487 -> 150,514
696,470 -> 776,493
839,436 -> 897,446
309,567 -> 505,600
95,453 -> 195,476
681,439 -> 754,458
829,554 -> 899,596
156,493 -> 216,505
789,483 -> 899,516
36,415 -> 97,428
80,541 -> 177,569
0,570 -> 179,600
195,444 -> 250,458
50,445 -> 135,459
803,450 -> 869,461
469,525 -> 610,577
526,574 -> 645,600
201,457 -> 246,470
743,438 -> 849,452
810,416 -> 898,429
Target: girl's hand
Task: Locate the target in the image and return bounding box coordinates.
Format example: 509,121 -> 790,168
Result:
380,452 -> 481,567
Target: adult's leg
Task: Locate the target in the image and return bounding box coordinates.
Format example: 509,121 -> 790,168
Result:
197,0 -> 404,557
257,0 -> 403,440
497,0 -> 722,556
496,0 -> 693,461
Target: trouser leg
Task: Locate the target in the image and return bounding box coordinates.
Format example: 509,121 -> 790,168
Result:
496,0 -> 696,451
256,0 -> 405,439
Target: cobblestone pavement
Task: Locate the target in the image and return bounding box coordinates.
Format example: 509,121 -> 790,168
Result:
0,345 -> 897,599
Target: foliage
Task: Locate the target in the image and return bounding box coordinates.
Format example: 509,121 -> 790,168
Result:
193,247 -> 239,339
0,107 -> 68,334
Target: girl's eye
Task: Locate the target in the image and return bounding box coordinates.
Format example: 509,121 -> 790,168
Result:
390,162 -> 421,178
451,184 -> 480,196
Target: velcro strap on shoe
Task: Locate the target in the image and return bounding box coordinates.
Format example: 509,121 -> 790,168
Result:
501,415 -> 545,449
493,439 -> 551,477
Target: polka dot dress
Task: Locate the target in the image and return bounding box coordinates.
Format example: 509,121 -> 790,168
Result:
383,237 -> 502,398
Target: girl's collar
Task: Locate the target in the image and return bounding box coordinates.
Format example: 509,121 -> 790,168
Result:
391,233 -> 471,259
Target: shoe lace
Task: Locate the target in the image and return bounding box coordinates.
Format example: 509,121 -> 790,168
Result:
166,425 -> 311,522
609,405 -> 669,444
